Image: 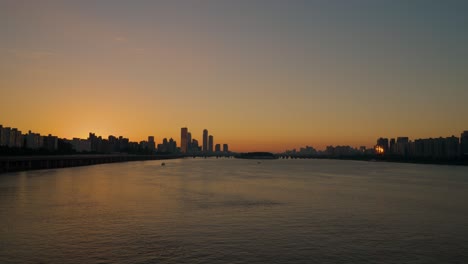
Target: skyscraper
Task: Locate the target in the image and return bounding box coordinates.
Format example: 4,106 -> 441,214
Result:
215,144 -> 221,152
181,127 -> 188,153
208,135 -> 214,153
187,132 -> 192,152
223,144 -> 229,153
203,129 -> 208,152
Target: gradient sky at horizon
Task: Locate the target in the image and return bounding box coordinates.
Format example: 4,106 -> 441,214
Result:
1,0 -> 467,152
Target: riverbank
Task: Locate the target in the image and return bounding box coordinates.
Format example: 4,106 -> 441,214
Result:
278,155 -> 468,166
0,154 -> 184,174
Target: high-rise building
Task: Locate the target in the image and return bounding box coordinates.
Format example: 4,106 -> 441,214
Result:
168,138 -> 177,153
215,144 -> 221,152
9,128 -> 17,147
396,137 -> 409,156
148,136 -> 155,151
376,138 -> 389,154
43,134 -> 58,151
181,127 -> 188,153
70,138 -> 91,152
445,136 -> 459,159
192,139 -> 200,152
1,127 -> 11,147
461,131 -> 468,157
187,132 -> 192,152
26,130 -> 42,149
223,144 -> 229,153
208,135 -> 213,153
389,138 -> 396,154
203,129 -> 208,152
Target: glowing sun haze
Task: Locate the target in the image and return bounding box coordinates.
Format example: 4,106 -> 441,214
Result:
1,0 -> 467,152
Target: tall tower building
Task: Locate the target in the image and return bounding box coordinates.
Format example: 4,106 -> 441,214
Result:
208,135 -> 214,153
181,127 -> 188,153
223,144 -> 229,153
187,132 -> 192,152
203,129 -> 208,152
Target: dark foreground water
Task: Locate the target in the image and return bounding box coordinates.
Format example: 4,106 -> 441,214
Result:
1,158 -> 468,264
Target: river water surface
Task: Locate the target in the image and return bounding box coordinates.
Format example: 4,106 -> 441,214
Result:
1,158 -> 468,263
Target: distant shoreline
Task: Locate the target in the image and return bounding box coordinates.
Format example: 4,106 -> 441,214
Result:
276,155 -> 468,166
0,154 -> 185,174
1,154 -> 466,174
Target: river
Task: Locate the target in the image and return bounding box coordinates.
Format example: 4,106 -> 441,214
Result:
1,158 -> 468,263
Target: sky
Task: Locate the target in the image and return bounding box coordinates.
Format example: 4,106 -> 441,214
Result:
1,0 -> 467,152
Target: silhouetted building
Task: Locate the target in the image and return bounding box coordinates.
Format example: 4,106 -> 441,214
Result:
223,144 -> 229,153
12,128 -> 23,148
187,132 -> 192,152
376,138 -> 389,154
395,137 -> 409,156
445,136 -> 459,159
140,140 -> 148,150
389,138 -> 396,154
181,127 -> 188,153
192,139 -> 201,152
325,145 -> 358,157
461,131 -> 468,158
119,136 -> 129,152
157,138 -> 177,153
0,126 -> 8,147
43,134 -> 58,151
89,133 -> 100,152
203,129 -> 208,152
208,135 -> 213,153
0,127 -> 11,147
215,144 -> 221,152
9,128 -> 17,147
108,135 -> 119,152
26,130 -> 42,149
69,138 -> 91,152
148,136 -> 156,151
168,138 -> 177,153
408,135 -> 459,160
157,138 -> 169,153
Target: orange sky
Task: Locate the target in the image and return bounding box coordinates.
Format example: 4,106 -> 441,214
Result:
1,1 -> 467,152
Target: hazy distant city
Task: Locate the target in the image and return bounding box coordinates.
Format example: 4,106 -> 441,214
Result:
288,132 -> 468,162
0,124 -> 229,156
1,123 -> 467,164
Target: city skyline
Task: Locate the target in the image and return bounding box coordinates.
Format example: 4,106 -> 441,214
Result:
0,122 -> 233,155
1,1 -> 468,152
1,121 -> 466,156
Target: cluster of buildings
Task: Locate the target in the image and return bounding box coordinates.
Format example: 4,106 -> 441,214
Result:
285,145 -> 373,157
0,124 -> 231,155
180,127 -> 229,154
284,130 -> 468,161
0,125 -> 58,151
375,131 -> 468,160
